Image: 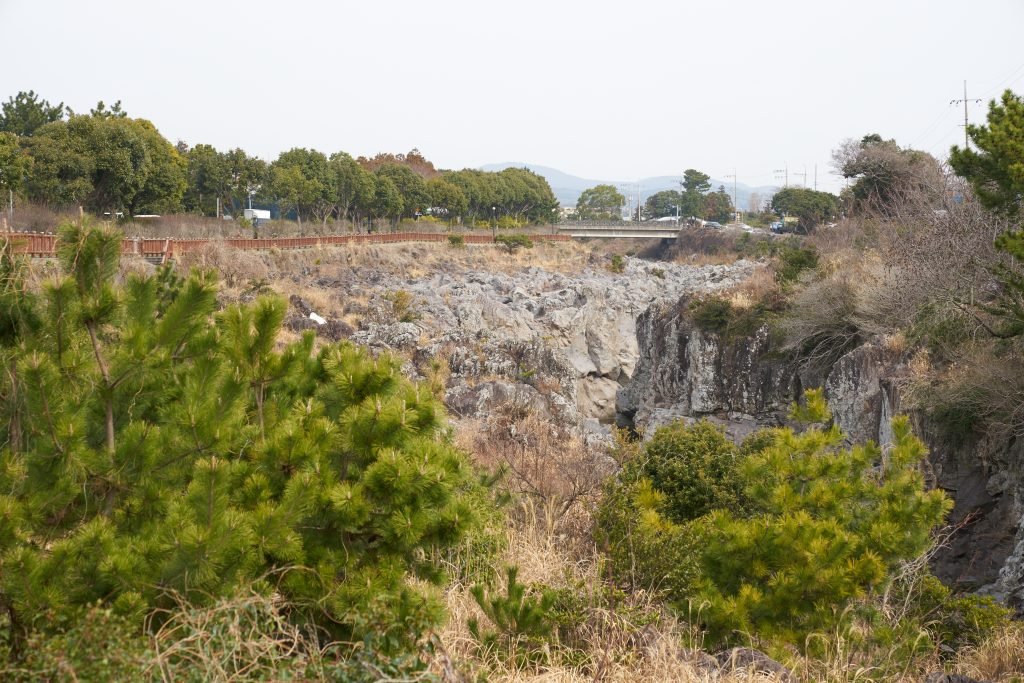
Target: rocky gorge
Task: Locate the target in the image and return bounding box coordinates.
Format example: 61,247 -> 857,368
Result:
279,243 -> 1024,616
330,253 -> 757,430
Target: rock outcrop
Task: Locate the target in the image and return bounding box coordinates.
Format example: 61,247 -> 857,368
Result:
621,291 -> 1024,612
341,257 -> 755,425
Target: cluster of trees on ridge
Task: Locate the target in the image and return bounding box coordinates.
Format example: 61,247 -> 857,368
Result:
0,91 -> 558,227
640,170 -> 736,223
574,169 -> 843,233
1,89 -> 859,234
573,170 -> 738,223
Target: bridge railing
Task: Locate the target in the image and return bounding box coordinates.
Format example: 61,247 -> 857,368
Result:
557,221 -> 682,230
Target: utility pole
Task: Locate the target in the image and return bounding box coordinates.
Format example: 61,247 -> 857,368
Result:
951,80 -> 981,149
678,175 -> 687,221
724,169 -> 738,223
774,165 -> 788,188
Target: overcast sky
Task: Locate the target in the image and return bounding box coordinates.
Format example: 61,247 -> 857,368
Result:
3,0 -> 1023,193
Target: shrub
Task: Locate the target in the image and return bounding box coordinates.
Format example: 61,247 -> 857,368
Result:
468,566 -> 556,665
597,390 -> 952,650
0,221 -> 484,658
594,423 -> 738,600
447,233 -> 466,248
690,295 -> 734,333
907,302 -> 975,362
1,606 -> 150,682
898,574 -> 1013,652
594,476 -> 700,600
495,233 -> 534,253
651,267 -> 665,279
496,215 -> 522,230
0,591 -> 446,682
689,293 -> 779,339
609,254 -> 625,273
775,243 -> 819,284
639,420 -> 747,523
384,288 -> 420,322
778,270 -> 866,370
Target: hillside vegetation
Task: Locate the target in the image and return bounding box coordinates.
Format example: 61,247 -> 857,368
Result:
0,90 -> 1023,682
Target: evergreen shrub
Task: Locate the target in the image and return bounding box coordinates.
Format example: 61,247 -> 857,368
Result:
0,221 -> 486,656
775,244 -> 819,284
596,389 -> 953,650
385,288 -> 420,322
495,234 -> 534,253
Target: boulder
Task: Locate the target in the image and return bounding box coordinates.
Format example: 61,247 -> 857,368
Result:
924,674 -> 992,683
715,647 -> 792,680
576,376 -> 621,423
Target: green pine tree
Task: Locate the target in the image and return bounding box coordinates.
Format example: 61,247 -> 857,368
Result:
949,89 -> 1024,338
468,565 -> 555,665
596,390 -> 951,649
0,220 -> 485,656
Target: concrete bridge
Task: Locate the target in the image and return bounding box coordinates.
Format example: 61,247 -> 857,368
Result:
556,222 -> 682,239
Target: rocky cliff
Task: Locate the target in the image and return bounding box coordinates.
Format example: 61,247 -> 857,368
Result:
286,245 -> 1024,612
339,256 -> 755,429
620,292 -> 1024,612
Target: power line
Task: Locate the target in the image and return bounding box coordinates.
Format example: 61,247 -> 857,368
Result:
792,166 -> 807,188
773,164 -> 788,188
908,104 -> 956,148
979,59 -> 1024,99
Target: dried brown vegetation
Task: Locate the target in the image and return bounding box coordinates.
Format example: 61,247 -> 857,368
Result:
440,401 -> 1024,683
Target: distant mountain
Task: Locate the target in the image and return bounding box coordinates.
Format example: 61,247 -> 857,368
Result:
480,162 -> 779,212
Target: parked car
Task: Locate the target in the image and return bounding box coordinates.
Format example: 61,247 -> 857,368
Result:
704,221 -> 722,229
770,221 -> 784,233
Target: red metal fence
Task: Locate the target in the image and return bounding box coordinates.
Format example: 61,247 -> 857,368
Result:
2,231 -> 570,259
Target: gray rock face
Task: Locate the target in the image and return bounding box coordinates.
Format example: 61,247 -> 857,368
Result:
623,291 -> 1024,613
576,376 -> 621,423
341,257 -> 755,424
619,297 -> 793,433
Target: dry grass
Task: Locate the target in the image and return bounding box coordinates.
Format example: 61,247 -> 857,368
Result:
726,265 -> 780,309
954,623 -> 1024,681
147,592 -> 331,682
434,523 -> 727,683
7,203 -> 81,233
333,239 -> 595,276
441,398 -> 1024,683
175,241 -> 271,289
176,239 -> 597,286
434,517 -> 1024,683
455,409 -> 612,541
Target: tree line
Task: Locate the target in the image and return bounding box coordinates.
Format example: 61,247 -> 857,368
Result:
0,91 -> 559,227
574,170 -> 739,224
